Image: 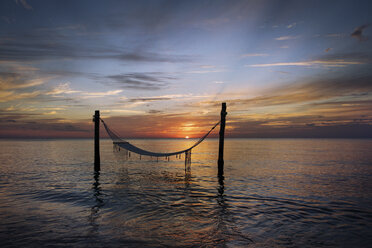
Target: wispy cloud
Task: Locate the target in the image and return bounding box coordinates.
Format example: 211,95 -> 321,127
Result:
286,23 -> 296,29
0,75 -> 47,90
0,31 -> 191,63
275,35 -> 300,41
0,117 -> 91,138
325,33 -> 346,38
187,70 -> 224,74
81,90 -> 123,98
247,59 -> 365,68
126,94 -> 208,103
109,52 -> 192,63
203,74 -> 372,109
45,83 -> 123,99
8,78 -> 45,89
200,17 -> 230,27
104,72 -> 174,90
101,109 -> 144,115
2,16 -> 15,24
195,73 -> 372,137
241,53 -> 268,57
0,90 -> 40,103
46,82 -> 81,95
14,0 -> 33,10
199,65 -> 216,69
35,25 -> 86,32
351,24 -> 370,41
0,73 -> 51,103
43,111 -> 57,115
127,97 -> 172,102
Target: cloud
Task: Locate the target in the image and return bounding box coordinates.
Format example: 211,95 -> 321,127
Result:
275,35 -> 300,41
287,23 -> 296,29
2,16 -> 15,24
203,73 -> 372,110
148,109 -> 163,114
43,111 -> 57,115
227,118 -> 372,138
0,73 -> 49,102
247,59 -> 365,68
14,0 -> 33,10
0,90 -> 40,102
0,32 -> 191,63
325,33 -> 346,38
123,94 -> 207,105
319,52 -> 371,62
269,70 -> 290,75
105,72 -> 174,90
0,117 -> 91,138
0,77 -> 45,90
2,106 -> 66,116
46,83 -> 81,95
35,25 -> 86,32
241,53 -> 268,57
199,17 -> 230,28
126,94 -> 196,103
351,24 -> 369,41
128,97 -> 172,103
81,90 -> 123,98
0,72 -> 49,90
187,69 -> 224,74
199,65 -> 216,69
45,83 -> 122,99
194,72 -> 372,138
101,109 -> 144,115
109,52 -> 191,63
187,65 -> 224,74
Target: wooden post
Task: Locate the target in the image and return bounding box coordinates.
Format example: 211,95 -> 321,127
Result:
93,110 -> 100,171
218,103 -> 227,176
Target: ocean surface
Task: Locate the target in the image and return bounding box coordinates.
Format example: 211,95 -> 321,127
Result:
0,138 -> 371,247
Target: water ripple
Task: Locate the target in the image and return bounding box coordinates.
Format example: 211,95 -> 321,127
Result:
0,139 -> 371,247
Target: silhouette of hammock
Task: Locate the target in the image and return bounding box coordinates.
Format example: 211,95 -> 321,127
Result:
100,118 -> 220,160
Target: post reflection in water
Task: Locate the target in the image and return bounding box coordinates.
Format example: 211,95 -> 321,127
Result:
184,166 -> 191,188
89,171 -> 104,236
214,174 -> 253,246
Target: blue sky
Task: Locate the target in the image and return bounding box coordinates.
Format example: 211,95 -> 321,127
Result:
0,0 -> 371,138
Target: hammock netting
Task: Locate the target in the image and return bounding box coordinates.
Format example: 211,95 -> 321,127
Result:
100,118 -> 220,162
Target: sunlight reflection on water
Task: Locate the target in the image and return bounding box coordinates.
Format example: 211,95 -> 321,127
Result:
0,139 -> 371,247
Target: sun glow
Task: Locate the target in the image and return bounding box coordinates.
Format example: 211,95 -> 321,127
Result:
185,136 -> 189,139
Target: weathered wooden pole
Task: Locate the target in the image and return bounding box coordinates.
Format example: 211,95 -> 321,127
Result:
93,110 -> 100,171
218,102 -> 227,176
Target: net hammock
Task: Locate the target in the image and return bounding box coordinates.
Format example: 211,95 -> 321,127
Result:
100,118 -> 220,162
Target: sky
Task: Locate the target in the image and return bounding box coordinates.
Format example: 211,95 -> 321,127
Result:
0,0 -> 371,138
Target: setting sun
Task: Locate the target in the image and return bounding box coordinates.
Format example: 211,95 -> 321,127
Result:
185,136 -> 189,139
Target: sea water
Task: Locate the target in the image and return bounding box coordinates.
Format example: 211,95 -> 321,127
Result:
0,139 -> 371,247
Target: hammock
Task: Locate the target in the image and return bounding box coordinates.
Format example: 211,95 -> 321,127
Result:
100,118 -> 220,158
